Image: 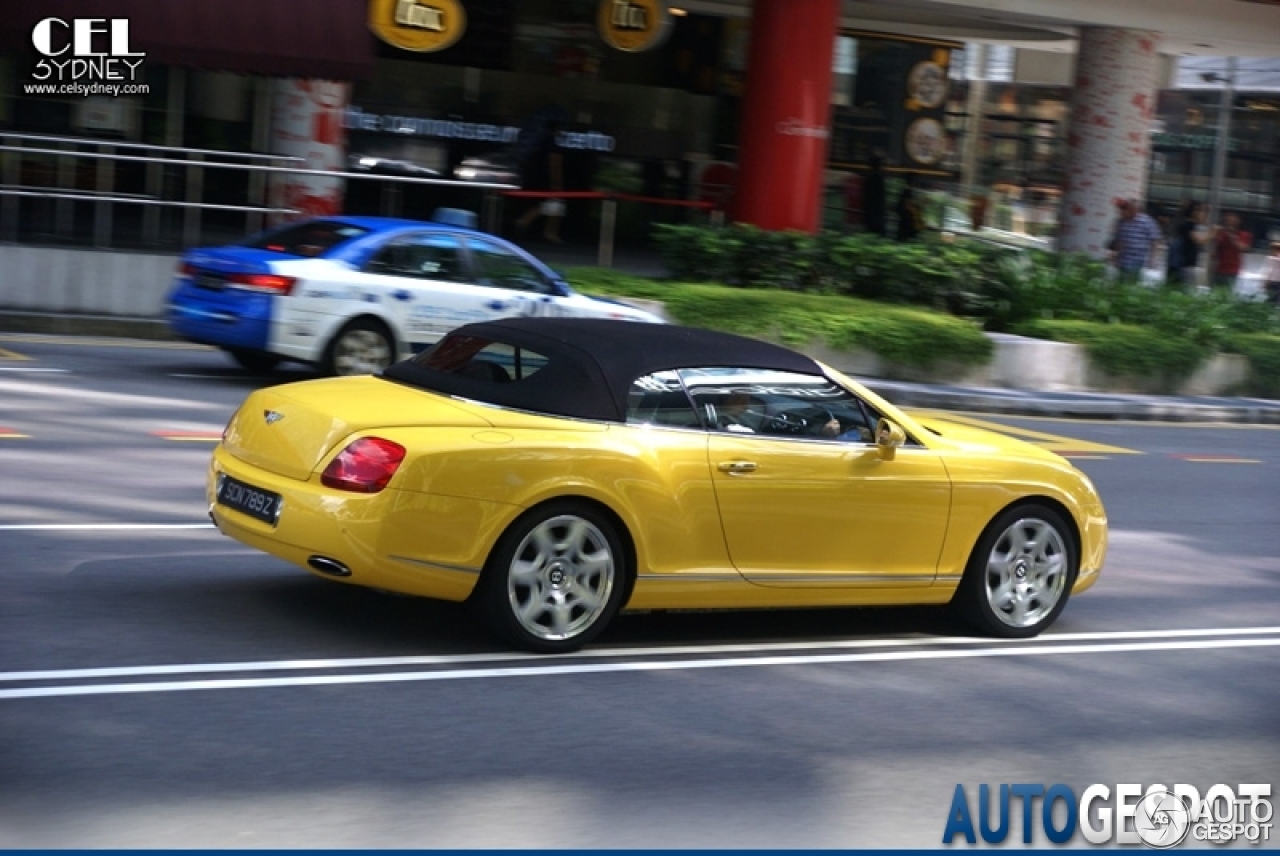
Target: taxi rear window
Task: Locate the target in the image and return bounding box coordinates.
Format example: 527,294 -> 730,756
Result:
241,221 -> 371,257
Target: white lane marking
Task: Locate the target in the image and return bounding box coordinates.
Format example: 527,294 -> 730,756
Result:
0,367 -> 69,373
0,523 -> 215,531
3,637 -> 1279,700
5,626 -> 1279,684
169,373 -> 240,379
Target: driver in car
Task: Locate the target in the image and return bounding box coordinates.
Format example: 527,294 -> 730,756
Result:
718,392 -> 765,433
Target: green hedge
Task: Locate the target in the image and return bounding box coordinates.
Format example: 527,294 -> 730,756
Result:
651,223 -> 1280,345
567,268 -> 992,371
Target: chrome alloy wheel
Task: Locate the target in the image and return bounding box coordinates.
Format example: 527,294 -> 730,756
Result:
983,517 -> 1069,629
506,514 -> 617,642
332,328 -> 392,376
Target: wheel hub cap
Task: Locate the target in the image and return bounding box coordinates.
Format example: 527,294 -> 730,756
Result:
507,514 -> 616,642
984,517 -> 1069,629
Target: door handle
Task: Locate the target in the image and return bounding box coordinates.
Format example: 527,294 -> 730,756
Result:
717,460 -> 758,475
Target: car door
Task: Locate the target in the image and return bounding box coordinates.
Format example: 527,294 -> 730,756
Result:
465,236 -> 570,318
346,231 -> 484,351
684,368 -> 952,587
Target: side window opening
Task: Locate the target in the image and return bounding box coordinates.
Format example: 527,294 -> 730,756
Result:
468,239 -> 555,294
679,368 -> 882,442
418,334 -> 548,382
626,371 -> 701,428
366,233 -> 466,281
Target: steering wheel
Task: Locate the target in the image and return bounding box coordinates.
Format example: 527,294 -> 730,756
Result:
765,406 -> 836,436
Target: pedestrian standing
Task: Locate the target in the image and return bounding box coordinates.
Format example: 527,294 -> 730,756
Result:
1107,199 -> 1161,277
895,177 -> 925,242
1211,212 -> 1247,290
863,154 -> 887,237
1167,200 -> 1208,287
515,118 -> 566,243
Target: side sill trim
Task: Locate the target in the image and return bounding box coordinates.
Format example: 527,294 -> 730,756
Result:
389,555 -> 481,576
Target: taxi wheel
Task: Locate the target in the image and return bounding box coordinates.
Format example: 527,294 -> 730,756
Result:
954,503 -> 1078,638
476,501 -> 630,654
226,348 -> 281,373
323,318 -> 394,377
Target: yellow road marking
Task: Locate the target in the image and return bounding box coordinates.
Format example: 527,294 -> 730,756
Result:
909,410 -> 1143,455
0,347 -> 31,361
0,334 -> 210,351
941,409 -> 1280,430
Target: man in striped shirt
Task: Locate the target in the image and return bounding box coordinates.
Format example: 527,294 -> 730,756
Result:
1108,199 -> 1162,276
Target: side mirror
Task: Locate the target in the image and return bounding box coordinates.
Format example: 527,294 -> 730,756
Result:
875,418 -> 906,460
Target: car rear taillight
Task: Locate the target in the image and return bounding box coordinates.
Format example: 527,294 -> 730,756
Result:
321,438 -> 406,493
228,273 -> 298,295
179,261 -> 194,277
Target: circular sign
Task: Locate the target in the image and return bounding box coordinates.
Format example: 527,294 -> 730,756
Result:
598,0 -> 672,53
907,60 -> 948,110
904,118 -> 947,166
369,0 -> 467,53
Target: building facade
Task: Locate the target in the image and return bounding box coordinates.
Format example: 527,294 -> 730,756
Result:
1,0 -> 1278,252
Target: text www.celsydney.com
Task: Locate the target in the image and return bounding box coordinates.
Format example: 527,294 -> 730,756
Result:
24,82 -> 149,97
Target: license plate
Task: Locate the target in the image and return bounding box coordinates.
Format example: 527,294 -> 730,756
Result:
195,273 -> 225,290
216,474 -> 282,526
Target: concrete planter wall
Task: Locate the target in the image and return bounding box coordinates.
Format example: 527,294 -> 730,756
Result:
1,246 -> 180,317
0,246 -> 1260,398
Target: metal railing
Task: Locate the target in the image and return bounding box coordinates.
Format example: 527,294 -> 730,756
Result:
0,132 -> 728,267
0,132 -> 515,250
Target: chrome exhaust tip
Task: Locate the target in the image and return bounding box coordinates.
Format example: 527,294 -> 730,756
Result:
307,555 -> 352,578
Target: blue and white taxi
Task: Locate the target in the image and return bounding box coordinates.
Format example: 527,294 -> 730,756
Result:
167,215 -> 663,375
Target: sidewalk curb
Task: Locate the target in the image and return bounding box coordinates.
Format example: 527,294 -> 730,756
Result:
0,311 -> 174,341
866,383 -> 1280,425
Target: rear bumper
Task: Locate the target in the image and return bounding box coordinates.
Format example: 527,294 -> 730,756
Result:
168,281 -> 273,351
207,446 -> 506,602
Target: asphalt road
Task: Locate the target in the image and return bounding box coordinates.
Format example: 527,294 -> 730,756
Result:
1,335 -> 1277,848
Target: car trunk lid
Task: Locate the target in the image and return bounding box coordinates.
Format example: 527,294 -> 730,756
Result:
222,376 -> 492,481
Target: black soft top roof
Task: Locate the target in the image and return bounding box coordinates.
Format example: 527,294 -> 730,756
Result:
381,317 -> 822,421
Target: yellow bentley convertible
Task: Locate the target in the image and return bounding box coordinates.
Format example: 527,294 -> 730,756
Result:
209,317 -> 1107,653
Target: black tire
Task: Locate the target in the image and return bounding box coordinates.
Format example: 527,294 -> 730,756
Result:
322,318 -> 395,377
226,348 -> 281,372
953,502 -> 1078,638
475,500 -> 630,654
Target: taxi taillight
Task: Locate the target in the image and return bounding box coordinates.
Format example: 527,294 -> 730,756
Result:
321,438 -> 406,493
228,273 -> 298,295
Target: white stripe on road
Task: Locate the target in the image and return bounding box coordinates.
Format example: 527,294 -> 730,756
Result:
0,367 -> 69,373
5,626 -> 1279,684
0,523 -> 215,531
3,635 -> 1278,700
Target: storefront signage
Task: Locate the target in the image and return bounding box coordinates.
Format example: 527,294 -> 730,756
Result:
369,0 -> 466,53
1152,132 -> 1238,151
834,32 -> 959,173
597,0 -> 672,53
345,106 -> 616,151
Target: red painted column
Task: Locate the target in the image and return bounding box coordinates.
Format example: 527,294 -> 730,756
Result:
734,0 -> 840,232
